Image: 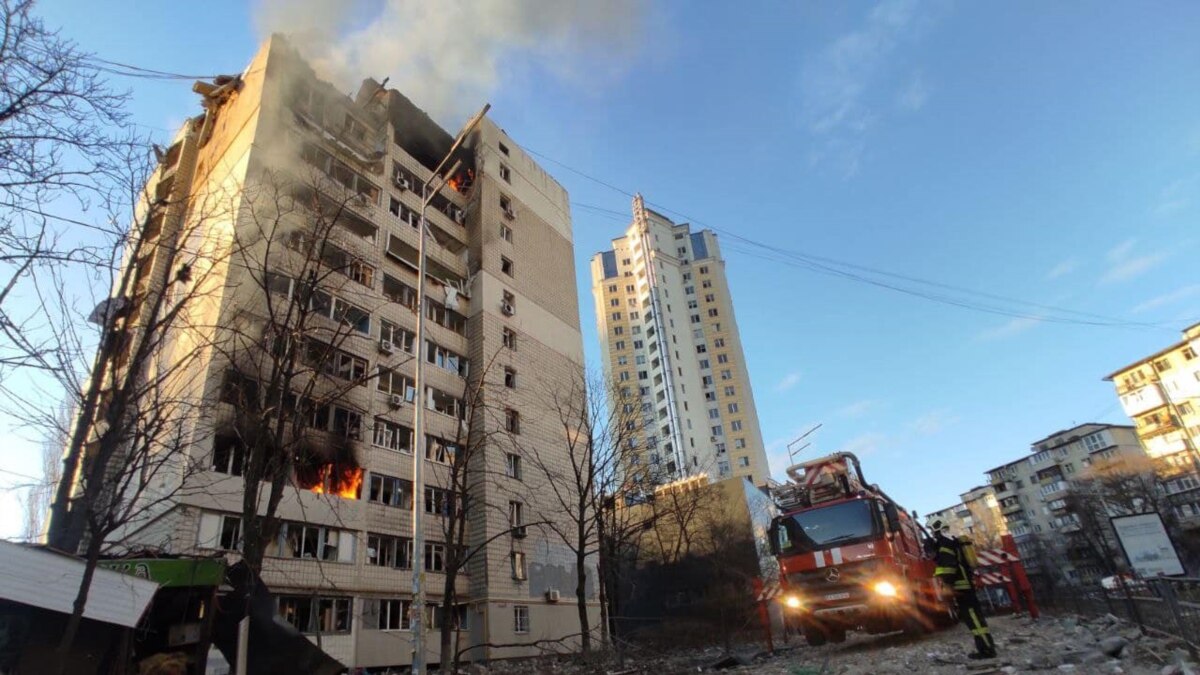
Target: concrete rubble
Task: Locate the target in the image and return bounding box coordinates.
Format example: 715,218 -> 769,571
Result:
468,614 -> 1198,675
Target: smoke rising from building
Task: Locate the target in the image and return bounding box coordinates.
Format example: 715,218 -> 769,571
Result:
254,0 -> 646,125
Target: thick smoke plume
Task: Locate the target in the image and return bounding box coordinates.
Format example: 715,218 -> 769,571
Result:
255,0 -> 646,125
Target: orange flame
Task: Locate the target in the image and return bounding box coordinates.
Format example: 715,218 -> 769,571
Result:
307,464 -> 364,499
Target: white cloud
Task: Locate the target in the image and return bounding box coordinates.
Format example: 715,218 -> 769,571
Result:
841,431 -> 888,457
1045,257 -> 1079,280
1131,285 -> 1200,314
799,0 -> 939,176
910,408 -> 958,435
1098,238 -> 1169,285
775,371 -> 803,393
976,316 -> 1042,341
836,399 -> 877,418
1154,174 -> 1199,216
896,71 -> 930,112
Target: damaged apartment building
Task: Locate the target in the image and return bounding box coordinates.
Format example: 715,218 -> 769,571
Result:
75,36 -> 596,669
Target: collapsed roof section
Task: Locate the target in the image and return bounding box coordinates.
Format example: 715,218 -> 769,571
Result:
358,78 -> 476,176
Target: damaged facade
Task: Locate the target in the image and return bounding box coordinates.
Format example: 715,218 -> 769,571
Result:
75,36 -> 596,669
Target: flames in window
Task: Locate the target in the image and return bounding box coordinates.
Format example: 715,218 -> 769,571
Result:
296,440 -> 363,499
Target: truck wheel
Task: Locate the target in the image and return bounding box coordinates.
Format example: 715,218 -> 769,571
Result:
803,626 -> 828,647
828,628 -> 847,644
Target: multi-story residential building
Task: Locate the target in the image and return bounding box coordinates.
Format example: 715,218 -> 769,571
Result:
926,485 -> 1007,547
985,423 -> 1144,586
1104,322 -> 1200,527
76,37 -> 595,669
589,196 -> 770,486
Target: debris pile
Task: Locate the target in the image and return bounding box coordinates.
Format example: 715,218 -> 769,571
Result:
461,614 -> 1198,675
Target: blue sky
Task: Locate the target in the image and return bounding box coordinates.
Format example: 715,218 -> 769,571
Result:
3,0 -> 1198,537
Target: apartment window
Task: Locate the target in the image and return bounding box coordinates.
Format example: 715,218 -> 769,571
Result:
367,534 -> 412,569
704,391 -> 716,402
427,387 -> 466,418
427,342 -> 469,377
377,369 -> 416,401
1180,401 -> 1195,415
278,596 -> 351,634
699,266 -> 709,274
635,354 -> 647,365
706,408 -> 719,420
707,308 -> 719,318
1154,358 -> 1172,372
428,297 -> 469,334
424,487 -> 455,516
632,325 -> 641,334
731,420 -> 743,432
609,298 -> 620,308
379,320 -> 415,354
695,344 -> 708,354
506,453 -> 522,479
425,435 -> 459,464
278,523 -> 351,562
690,314 -> 701,324
724,386 -> 735,396
373,418 -> 413,453
514,605 -> 530,634
211,435 -> 245,476
735,438 -> 746,449
617,356 -> 628,365
685,285 -> 695,295
331,407 -> 363,440
613,326 -> 624,336
425,542 -> 447,572
198,513 -> 243,551
618,371 -> 630,382
702,279 -> 712,288
702,375 -> 714,387
728,403 -> 740,414
377,599 -> 407,630
687,300 -> 698,310
509,501 -> 525,533
711,425 -> 723,436
500,164 -> 511,183
714,338 -> 726,348
612,312 -> 622,321
502,367 -> 518,389
368,473 -> 413,508
503,328 -> 517,349
1082,432 -> 1107,453
629,311 -> 639,319
637,370 -> 648,380
738,456 -> 750,468
720,370 -> 732,380
505,409 -> 521,434
501,256 -> 514,276
512,552 -> 527,580
1183,346 -> 1197,360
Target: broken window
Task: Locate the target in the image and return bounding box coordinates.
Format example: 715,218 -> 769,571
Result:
426,341 -> 468,377
506,453 -> 522,479
505,409 -> 520,434
426,298 -> 467,335
500,223 -> 514,242
427,387 -> 465,418
277,595 -> 352,634
512,551 -> 527,580
372,418 -> 413,453
498,141 -> 510,156
501,256 -> 514,276
368,473 -> 413,508
211,435 -> 245,476
377,369 -> 416,401
424,487 -> 454,516
500,164 -> 511,183
379,320 -> 415,353
425,435 -> 458,464
504,367 -> 517,388
503,328 -> 517,349
425,542 -> 446,572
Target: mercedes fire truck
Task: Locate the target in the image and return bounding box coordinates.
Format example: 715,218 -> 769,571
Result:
768,452 -> 956,645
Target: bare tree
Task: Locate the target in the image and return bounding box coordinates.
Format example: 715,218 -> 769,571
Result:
0,0 -> 130,373
510,368 -> 668,654
209,166 -> 404,573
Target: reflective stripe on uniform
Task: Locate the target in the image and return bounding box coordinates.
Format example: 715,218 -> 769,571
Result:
967,608 -> 989,635
934,566 -> 957,576
954,580 -> 972,590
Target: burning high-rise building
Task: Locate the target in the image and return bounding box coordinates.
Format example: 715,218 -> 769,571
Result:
590,197 -> 772,487
76,36 -> 596,668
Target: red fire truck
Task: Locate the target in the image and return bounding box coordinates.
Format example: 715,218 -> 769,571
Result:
768,452 -> 956,645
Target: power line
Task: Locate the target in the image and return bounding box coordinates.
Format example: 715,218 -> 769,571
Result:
536,149 -> 1171,332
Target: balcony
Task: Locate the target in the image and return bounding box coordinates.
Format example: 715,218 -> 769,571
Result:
1001,501 -> 1023,515
1038,480 -> 1070,499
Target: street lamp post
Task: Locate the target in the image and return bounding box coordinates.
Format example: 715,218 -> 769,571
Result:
409,103 -> 489,675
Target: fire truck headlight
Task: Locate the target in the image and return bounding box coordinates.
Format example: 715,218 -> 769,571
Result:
873,581 -> 899,598
784,595 -> 803,609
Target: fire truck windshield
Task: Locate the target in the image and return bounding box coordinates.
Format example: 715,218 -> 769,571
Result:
775,499 -> 879,554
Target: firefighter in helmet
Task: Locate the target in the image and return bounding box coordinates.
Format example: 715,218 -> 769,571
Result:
928,519 -> 997,660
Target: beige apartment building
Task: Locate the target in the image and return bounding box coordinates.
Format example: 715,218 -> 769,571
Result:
589,198 -> 770,486
1104,322 -> 1200,527
88,36 -> 597,670
926,484 -> 1006,547
985,423 -> 1144,586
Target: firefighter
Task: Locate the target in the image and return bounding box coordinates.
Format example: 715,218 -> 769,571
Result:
929,519 -> 997,660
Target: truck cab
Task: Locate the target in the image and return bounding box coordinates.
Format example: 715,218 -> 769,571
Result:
768,453 -> 955,645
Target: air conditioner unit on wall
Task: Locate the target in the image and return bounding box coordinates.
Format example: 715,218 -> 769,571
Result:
395,176 -> 410,191
503,208 -> 516,221
389,394 -> 404,408
501,302 -> 515,316
379,339 -> 395,355
545,589 -> 561,603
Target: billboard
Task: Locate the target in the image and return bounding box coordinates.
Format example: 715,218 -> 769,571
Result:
1110,512 -> 1185,578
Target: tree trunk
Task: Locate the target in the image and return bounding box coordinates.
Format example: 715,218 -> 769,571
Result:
575,546 -> 590,653
57,533 -> 103,673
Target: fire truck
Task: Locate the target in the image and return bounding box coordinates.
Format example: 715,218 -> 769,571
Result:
767,452 -> 956,645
